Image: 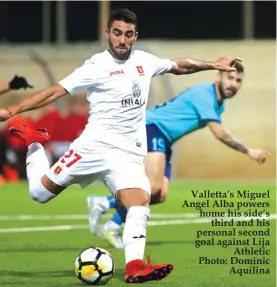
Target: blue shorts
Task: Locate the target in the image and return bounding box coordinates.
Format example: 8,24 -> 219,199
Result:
146,124 -> 172,180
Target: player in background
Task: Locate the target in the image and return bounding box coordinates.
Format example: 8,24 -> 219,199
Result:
0,75 -> 33,183
0,75 -> 33,95
0,8 -> 242,283
87,61 -> 270,249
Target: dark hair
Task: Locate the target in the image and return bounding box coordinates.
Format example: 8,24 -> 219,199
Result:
234,61 -> 244,73
220,61 -> 244,74
108,8 -> 138,31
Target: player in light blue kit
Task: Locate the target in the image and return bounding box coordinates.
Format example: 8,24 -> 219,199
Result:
87,62 -> 269,248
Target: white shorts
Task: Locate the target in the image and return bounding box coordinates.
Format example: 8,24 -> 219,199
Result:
46,148 -> 151,196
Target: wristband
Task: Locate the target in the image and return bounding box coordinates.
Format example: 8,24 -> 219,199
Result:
5,108 -> 13,118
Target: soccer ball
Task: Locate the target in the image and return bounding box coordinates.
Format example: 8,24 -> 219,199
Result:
74,247 -> 115,285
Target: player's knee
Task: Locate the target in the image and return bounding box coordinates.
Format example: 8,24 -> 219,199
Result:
150,181 -> 163,195
159,192 -> 167,203
150,193 -> 160,204
150,184 -> 168,204
29,188 -> 49,204
131,189 -> 150,206
159,187 -> 168,203
150,191 -> 165,204
30,192 -> 47,204
29,180 -> 56,204
117,188 -> 150,208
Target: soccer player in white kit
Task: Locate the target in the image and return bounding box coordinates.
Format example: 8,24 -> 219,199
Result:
0,8 -> 242,283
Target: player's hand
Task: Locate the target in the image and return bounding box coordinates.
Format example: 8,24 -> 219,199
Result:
9,75 -> 34,90
247,148 -> 270,164
0,108 -> 12,122
213,57 -> 242,72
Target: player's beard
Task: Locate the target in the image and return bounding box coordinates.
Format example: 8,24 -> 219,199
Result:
218,81 -> 236,100
109,39 -> 132,61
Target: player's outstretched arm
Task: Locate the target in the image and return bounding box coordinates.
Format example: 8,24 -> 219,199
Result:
0,82 -> 10,95
208,121 -> 270,165
169,57 -> 242,75
0,84 -> 67,122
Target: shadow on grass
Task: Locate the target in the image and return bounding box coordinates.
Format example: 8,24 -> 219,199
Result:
1,269 -> 125,285
1,270 -> 83,287
0,240 -> 192,253
112,268 -> 125,283
147,240 -> 194,246
1,270 -> 74,278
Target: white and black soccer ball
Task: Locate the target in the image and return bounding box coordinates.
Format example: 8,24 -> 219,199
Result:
74,247 -> 115,285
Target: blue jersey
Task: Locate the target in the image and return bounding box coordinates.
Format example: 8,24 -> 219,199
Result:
146,83 -> 225,143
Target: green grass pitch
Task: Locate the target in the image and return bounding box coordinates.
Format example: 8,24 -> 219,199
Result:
0,180 -> 275,287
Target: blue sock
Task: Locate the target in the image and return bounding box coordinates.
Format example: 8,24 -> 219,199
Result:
110,211 -> 124,226
110,205 -> 128,226
106,195 -> 118,209
117,204 -> 128,223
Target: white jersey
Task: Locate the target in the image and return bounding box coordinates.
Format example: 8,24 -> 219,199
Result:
59,50 -> 172,158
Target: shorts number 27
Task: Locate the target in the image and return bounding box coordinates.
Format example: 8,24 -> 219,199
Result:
60,149 -> 82,168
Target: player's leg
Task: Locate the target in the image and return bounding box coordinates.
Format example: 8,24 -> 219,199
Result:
0,133 -> 7,184
104,160 -> 173,283
145,123 -> 172,204
119,189 -> 173,283
92,125 -> 171,247
144,151 -> 166,196
160,176 -> 170,201
150,161 -> 171,204
98,159 -> 171,249
98,161 -> 170,249
9,125 -> 66,202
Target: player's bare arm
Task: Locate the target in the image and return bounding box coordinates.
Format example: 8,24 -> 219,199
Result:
0,82 -> 10,95
169,57 -> 242,75
0,84 -> 67,122
208,121 -> 270,164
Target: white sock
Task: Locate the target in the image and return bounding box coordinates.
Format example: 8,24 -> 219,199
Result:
26,143 -> 55,203
103,220 -> 121,231
123,206 -> 150,264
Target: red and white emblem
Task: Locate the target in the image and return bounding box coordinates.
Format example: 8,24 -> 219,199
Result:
136,66 -> 144,75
